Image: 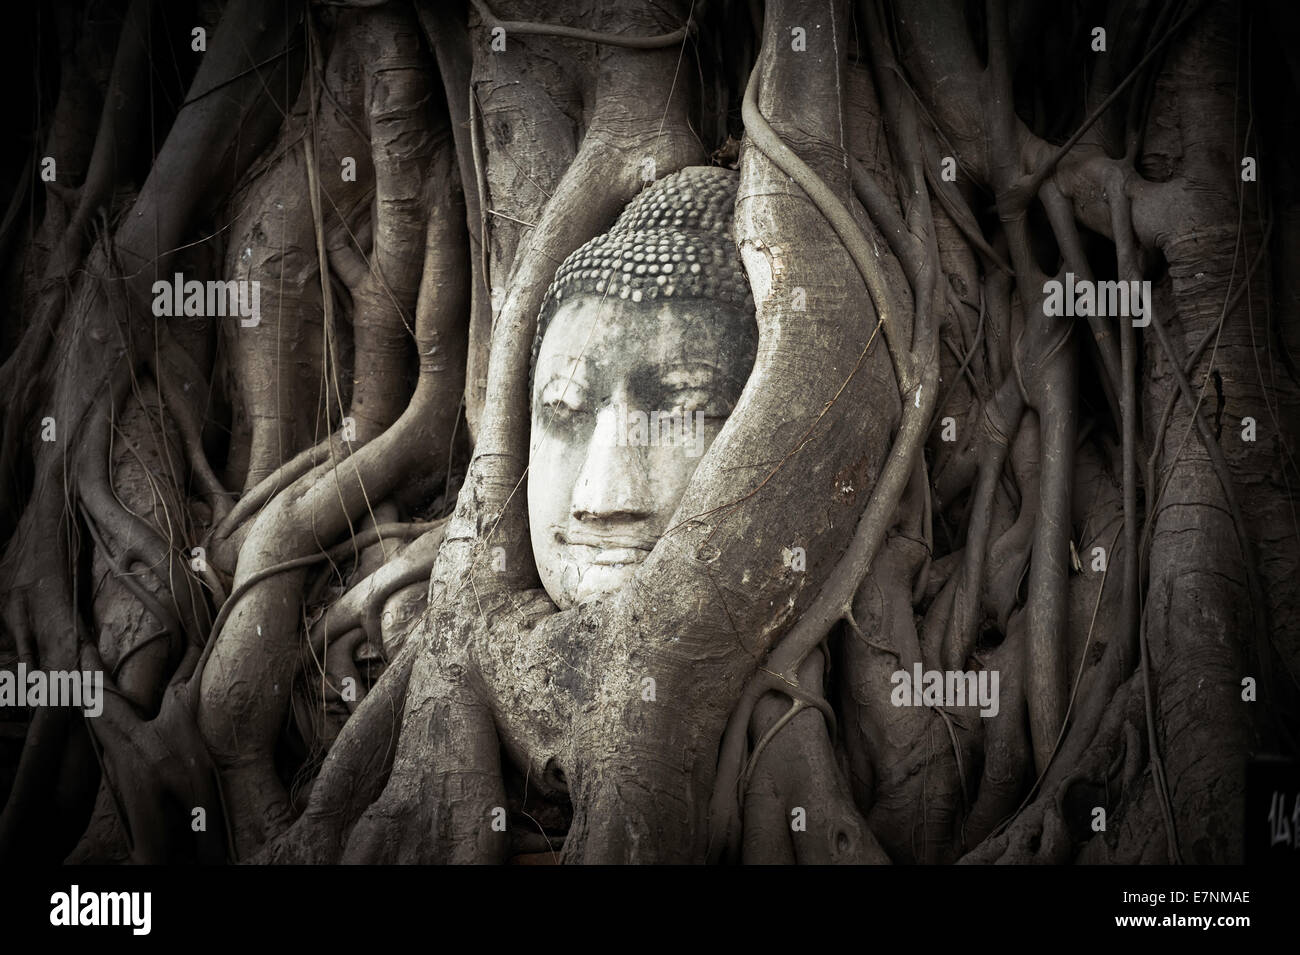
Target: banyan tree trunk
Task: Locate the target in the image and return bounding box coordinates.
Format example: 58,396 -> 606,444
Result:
0,0 -> 1295,867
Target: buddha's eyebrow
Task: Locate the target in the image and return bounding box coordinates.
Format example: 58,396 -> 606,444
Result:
539,356 -> 589,385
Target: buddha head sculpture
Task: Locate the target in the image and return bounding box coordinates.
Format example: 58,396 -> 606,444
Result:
528,166 -> 758,609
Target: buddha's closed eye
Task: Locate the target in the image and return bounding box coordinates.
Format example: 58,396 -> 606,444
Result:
538,377 -> 588,418
661,364 -> 743,418
664,387 -> 731,418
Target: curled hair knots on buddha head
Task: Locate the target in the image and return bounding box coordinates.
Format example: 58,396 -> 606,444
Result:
529,165 -> 755,391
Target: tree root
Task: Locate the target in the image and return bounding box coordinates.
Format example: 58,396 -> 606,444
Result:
740,648 -> 890,863
196,134 -> 466,854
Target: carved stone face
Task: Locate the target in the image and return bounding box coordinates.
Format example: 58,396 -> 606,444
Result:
529,294 -> 758,609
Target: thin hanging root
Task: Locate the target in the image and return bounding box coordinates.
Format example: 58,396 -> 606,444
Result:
1020,329 -> 1077,777
935,706 -> 970,815
708,673 -> 778,862
993,521 -> 1124,840
708,634 -> 858,862
1140,213 -> 1274,582
935,286 -> 988,418
1145,308 -> 1268,657
152,360 -> 234,531
963,670 -> 1151,864
916,137 -> 1014,277
940,377 -> 1025,671
1111,188 -> 1141,676
1038,182 -> 1122,430
77,366 -> 210,650
963,631 -> 1029,845
740,700 -> 807,798
742,50 -> 911,385
80,505 -> 183,664
321,628 -> 368,714
325,193 -> 376,292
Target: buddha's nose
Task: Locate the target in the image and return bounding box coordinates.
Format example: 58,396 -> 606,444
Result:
570,405 -> 655,522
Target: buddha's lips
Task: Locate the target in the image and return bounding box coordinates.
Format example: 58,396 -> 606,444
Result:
557,530 -> 656,565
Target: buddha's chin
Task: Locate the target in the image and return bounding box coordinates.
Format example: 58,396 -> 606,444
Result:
552,553 -> 644,608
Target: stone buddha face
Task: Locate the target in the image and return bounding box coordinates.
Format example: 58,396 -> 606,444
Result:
529,293 -> 757,609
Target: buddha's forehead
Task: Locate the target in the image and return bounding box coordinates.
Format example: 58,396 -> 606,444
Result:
537,294 -> 755,375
